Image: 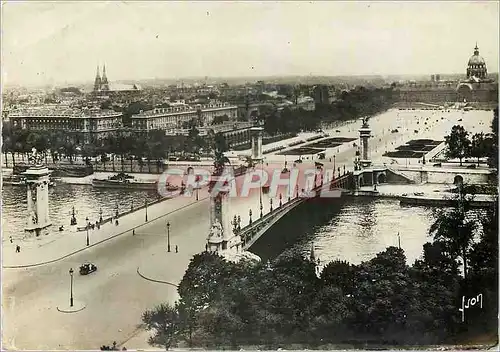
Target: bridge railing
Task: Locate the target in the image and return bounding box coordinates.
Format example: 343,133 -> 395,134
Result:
238,172 -> 353,248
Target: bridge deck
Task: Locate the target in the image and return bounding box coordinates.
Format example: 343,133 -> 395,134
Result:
239,172 -> 353,250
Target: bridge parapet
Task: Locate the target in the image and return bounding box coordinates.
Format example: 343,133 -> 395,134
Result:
237,172 -> 353,250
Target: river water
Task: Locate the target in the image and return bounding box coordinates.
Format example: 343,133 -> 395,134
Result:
250,196 -> 434,265
2,108 -> 495,264
1,181 -> 434,264
1,184 -> 159,242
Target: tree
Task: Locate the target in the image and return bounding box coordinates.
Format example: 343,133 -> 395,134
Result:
213,133 -> 229,174
445,125 -> 470,166
469,202 -> 498,287
352,247 -> 418,340
81,144 -> 97,165
408,241 -> 461,343
429,187 -> 477,279
265,248 -> 319,341
487,107 -> 498,169
469,132 -> 488,166
142,303 -> 182,350
467,202 -> 498,333
176,252 -> 250,347
178,252 -> 234,315
309,285 -> 351,343
320,259 -> 356,294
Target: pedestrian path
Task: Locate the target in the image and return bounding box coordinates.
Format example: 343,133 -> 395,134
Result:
3,188 -> 211,268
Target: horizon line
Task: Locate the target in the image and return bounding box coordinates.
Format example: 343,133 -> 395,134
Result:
4,72 -> 499,89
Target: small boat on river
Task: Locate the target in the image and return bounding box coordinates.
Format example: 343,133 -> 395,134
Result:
3,175 -> 56,187
92,172 -> 157,190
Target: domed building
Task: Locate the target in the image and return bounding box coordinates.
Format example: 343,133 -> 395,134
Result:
466,44 -> 488,81
397,43 -> 497,106
457,43 -> 497,103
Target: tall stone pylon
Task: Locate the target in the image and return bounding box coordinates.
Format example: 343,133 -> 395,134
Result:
23,165 -> 52,236
250,127 -> 264,161
358,117 -> 372,168
207,168 -> 236,252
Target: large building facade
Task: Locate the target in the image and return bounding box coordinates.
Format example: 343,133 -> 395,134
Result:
397,44 -> 498,105
131,101 -> 238,132
9,106 -> 122,144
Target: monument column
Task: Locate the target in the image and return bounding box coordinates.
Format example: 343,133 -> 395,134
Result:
250,127 -> 264,161
23,165 -> 52,236
207,170 -> 234,252
358,118 -> 372,168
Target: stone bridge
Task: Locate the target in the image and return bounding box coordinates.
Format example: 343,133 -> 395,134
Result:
237,172 -> 353,250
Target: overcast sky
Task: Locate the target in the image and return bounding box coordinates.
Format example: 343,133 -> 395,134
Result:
2,1 -> 499,87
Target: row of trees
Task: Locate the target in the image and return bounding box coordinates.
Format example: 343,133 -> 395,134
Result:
258,86 -> 396,137
142,187 -> 498,349
2,120 -> 221,170
444,107 -> 498,168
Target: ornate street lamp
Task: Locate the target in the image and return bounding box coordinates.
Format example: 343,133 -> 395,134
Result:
249,209 -> 253,225
86,223 -> 90,246
232,215 -> 238,233
279,193 -> 282,207
99,208 -> 103,223
166,221 -> 171,252
270,198 -> 273,212
237,216 -> 241,231
69,268 -> 74,307
71,206 -> 77,226
288,171 -> 291,203
260,162 -> 263,218
145,198 -> 148,222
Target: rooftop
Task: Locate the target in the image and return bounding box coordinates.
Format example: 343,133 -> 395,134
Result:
8,107 -> 122,118
133,102 -> 237,118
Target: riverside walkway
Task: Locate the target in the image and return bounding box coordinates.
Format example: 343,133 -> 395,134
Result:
3,187 -> 210,268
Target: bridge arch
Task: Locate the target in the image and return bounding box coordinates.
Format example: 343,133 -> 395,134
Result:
377,172 -> 387,184
453,174 -> 464,185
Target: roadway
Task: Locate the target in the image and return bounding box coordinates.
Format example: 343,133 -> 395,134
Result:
1,167 -> 294,350
2,108 -> 494,350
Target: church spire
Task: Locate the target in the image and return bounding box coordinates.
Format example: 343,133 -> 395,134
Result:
101,63 -> 109,91
102,64 -> 107,80
94,65 -> 102,92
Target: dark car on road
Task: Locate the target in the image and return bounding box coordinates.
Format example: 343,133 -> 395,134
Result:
80,263 -> 98,275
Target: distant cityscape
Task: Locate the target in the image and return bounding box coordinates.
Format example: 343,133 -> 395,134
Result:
3,44 -> 498,154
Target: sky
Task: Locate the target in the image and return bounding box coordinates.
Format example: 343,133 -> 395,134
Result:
1,1 -> 499,87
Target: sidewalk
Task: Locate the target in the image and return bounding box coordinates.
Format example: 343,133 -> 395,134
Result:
3,187 -> 211,268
